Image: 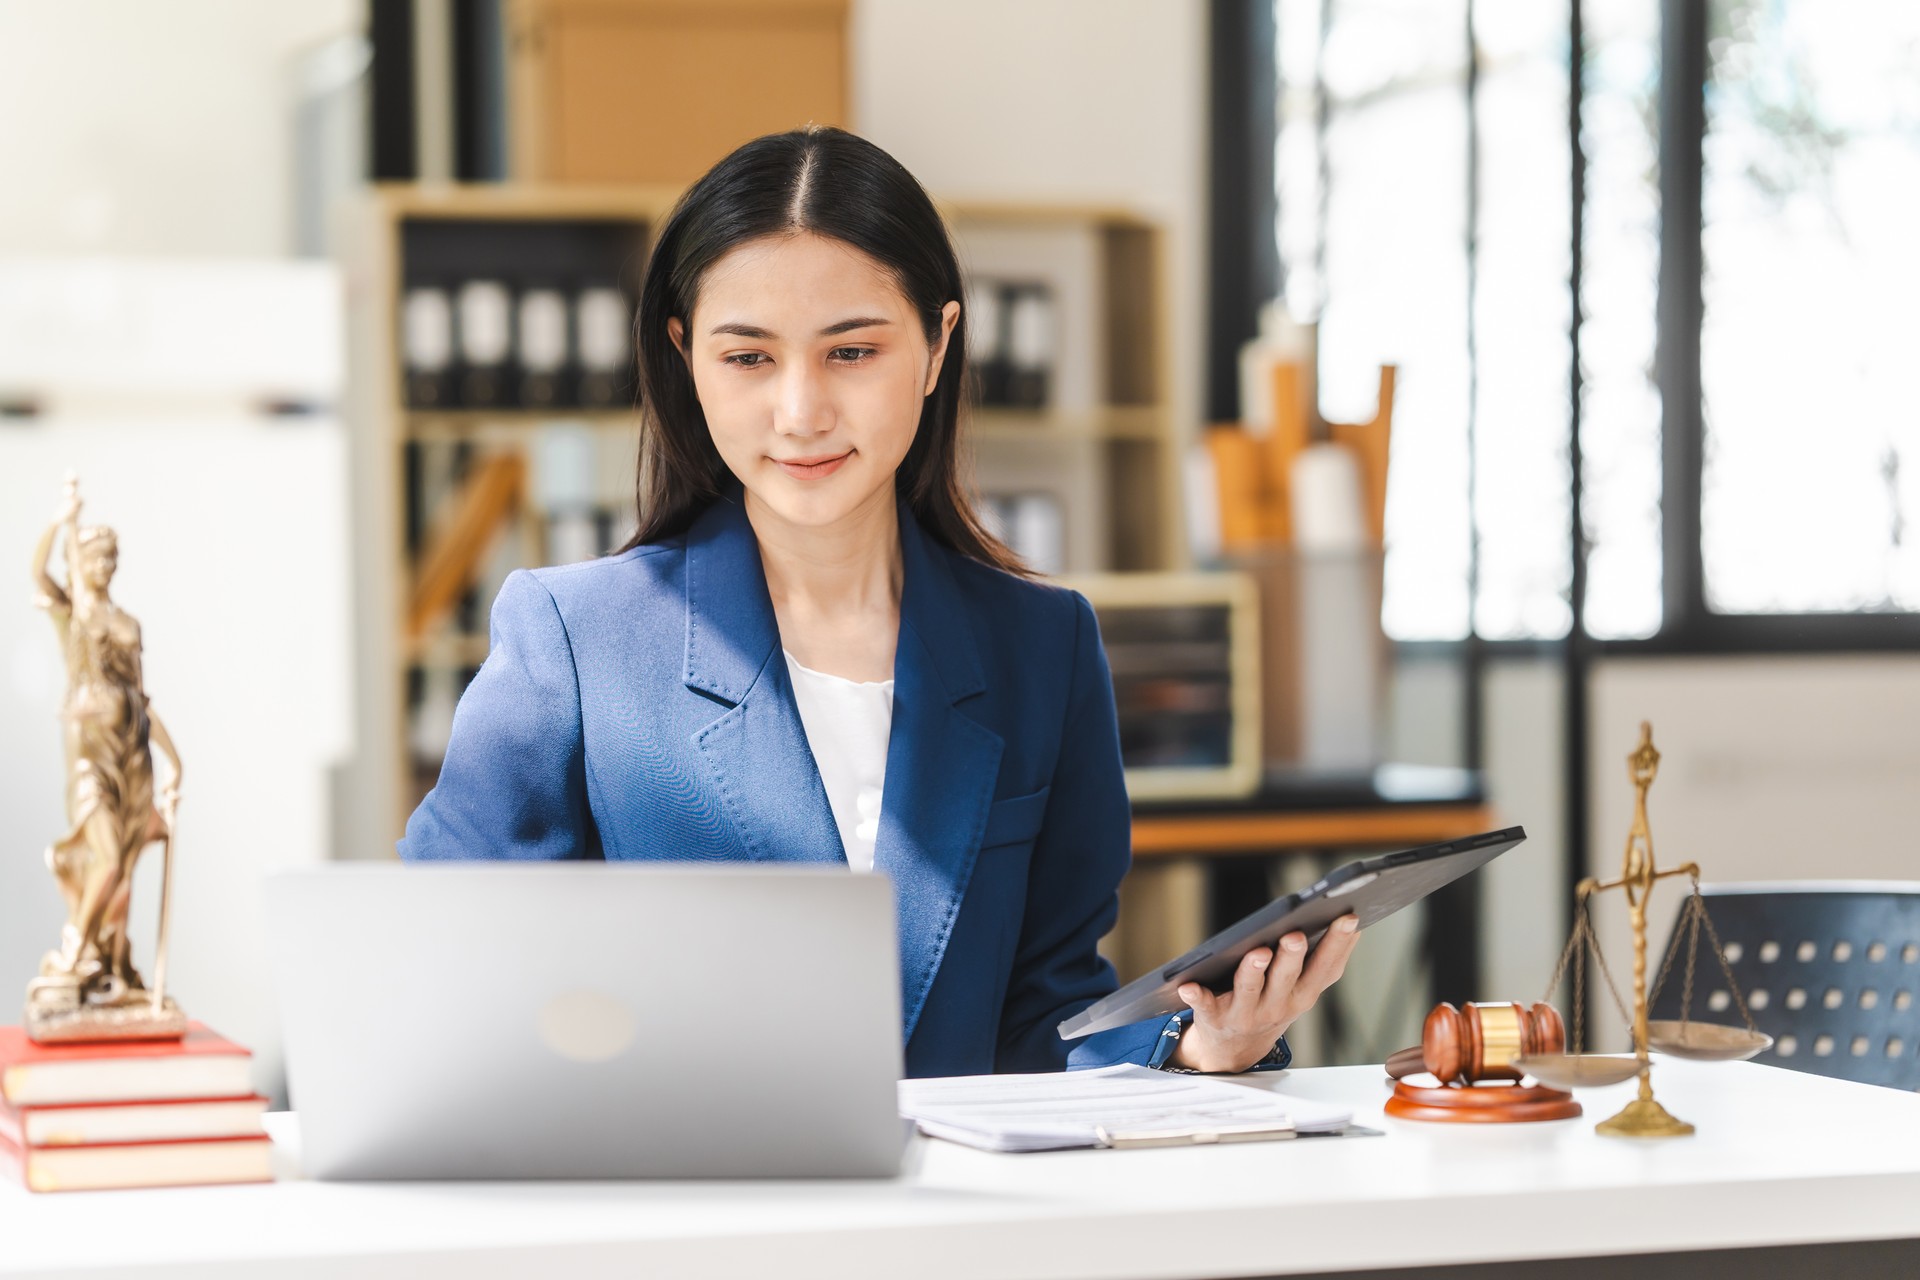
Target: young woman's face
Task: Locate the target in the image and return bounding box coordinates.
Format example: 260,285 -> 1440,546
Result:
668,232 -> 959,533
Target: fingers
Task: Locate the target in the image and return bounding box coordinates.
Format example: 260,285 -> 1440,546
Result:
1231,945 -> 1273,1004
1253,930 -> 1309,1023
1251,917 -> 1359,1025
1292,915 -> 1361,1009
1182,945 -> 1276,1025
1188,917 -> 1361,1033
1177,981 -> 1217,1020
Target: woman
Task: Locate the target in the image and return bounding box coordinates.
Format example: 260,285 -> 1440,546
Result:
400,126 -> 1358,1077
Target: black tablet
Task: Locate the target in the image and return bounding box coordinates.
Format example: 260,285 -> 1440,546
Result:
1057,826 -> 1527,1040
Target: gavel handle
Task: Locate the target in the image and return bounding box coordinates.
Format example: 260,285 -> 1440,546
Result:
1385,1045 -> 1426,1080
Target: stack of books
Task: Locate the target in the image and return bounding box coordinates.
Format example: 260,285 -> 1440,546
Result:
0,1022 -> 272,1192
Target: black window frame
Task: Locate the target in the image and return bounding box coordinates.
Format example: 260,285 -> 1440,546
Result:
1643,0 -> 1920,657
1212,0 -> 1920,660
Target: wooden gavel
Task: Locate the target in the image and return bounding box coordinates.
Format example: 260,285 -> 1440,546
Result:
1385,1001 -> 1567,1085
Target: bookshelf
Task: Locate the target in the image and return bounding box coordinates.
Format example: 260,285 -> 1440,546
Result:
342,184 -> 1187,851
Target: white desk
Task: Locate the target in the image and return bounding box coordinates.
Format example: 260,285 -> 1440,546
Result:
7,1061 -> 1920,1279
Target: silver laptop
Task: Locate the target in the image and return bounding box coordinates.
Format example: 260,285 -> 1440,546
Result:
265,863 -> 905,1179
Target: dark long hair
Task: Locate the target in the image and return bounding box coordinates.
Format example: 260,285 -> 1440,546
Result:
616,125 -> 1026,575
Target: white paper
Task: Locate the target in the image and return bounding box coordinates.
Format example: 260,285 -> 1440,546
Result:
898,1065 -> 1350,1152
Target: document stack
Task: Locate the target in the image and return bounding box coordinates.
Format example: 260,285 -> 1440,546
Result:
0,1023 -> 271,1193
899,1065 -> 1353,1152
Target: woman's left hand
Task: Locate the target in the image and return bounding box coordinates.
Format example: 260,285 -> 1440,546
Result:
1167,913 -> 1361,1073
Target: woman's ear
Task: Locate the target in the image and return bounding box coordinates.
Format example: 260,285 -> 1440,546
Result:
924,299 -> 962,396
667,316 -> 689,363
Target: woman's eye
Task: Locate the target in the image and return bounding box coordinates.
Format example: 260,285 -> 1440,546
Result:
722,348 -> 872,368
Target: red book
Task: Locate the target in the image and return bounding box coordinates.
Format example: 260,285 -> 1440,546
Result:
0,1093 -> 269,1147
0,1023 -> 253,1107
0,1128 -> 272,1193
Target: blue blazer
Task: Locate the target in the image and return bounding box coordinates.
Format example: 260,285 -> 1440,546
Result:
399,490 -> 1284,1078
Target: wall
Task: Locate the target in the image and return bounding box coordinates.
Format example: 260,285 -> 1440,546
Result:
851,0 -> 1209,437
0,0 -> 358,259
1588,656 -> 1920,885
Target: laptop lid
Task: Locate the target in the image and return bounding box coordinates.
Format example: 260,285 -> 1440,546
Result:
265,863 -> 904,1179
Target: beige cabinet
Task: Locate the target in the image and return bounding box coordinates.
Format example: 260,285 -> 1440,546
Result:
506,0 -> 850,184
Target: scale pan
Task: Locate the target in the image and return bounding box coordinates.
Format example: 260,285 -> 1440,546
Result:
1647,1021 -> 1773,1060
1512,1054 -> 1642,1089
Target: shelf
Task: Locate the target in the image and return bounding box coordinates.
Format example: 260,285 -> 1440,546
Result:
402,409 -> 641,442
372,182 -> 682,221
408,632 -> 493,668
935,199 -> 1157,230
401,406 -> 1162,444
970,406 -> 1165,443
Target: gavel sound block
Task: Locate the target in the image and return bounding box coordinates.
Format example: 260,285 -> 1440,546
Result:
1383,1002 -> 1583,1123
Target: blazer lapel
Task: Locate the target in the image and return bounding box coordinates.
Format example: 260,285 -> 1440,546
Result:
683,495 -> 845,865
875,505 -> 1004,1043
681,489 -> 1007,1043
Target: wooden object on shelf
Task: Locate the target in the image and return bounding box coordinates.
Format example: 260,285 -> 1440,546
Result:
406,451 -> 527,643
506,0 -> 850,184
1203,427 -> 1274,547
1203,364 -> 1394,772
1206,361 -> 1395,554
1327,364 -> 1395,545
1262,360 -> 1312,541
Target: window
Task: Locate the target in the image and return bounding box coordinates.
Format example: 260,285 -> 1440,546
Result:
1268,0 -> 1920,647
1699,0 -> 1920,615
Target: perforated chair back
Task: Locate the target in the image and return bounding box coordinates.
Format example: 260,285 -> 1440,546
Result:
1649,883 -> 1920,1091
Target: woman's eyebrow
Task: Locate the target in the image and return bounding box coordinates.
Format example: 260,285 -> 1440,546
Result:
708,316 -> 895,339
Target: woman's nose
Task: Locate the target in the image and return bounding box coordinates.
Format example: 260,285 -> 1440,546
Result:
772,364 -> 835,436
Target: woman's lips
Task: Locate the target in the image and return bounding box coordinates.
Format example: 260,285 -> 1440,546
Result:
775,450 -> 852,480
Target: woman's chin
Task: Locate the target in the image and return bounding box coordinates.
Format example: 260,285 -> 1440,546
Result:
747,469 -> 892,532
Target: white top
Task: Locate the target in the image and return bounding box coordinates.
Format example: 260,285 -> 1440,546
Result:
783,650 -> 893,873
11,1061 -> 1920,1278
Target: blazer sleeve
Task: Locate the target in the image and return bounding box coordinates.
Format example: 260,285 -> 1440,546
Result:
993,590 -> 1289,1074
397,569 -> 598,862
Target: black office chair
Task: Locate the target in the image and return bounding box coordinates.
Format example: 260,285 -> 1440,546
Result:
1648,884 -> 1920,1091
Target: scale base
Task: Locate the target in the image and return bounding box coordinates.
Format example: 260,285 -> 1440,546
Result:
1596,1096 -> 1694,1138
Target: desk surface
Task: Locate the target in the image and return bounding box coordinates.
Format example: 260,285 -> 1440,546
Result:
7,1061 -> 1920,1280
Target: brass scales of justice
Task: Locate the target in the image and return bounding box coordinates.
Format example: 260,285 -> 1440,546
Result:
1510,721 -> 1775,1137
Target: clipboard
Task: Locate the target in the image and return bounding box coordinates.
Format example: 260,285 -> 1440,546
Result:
1094,1119 -> 1296,1148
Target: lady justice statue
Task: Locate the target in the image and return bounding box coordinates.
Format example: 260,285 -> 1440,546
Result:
24,477 -> 188,1042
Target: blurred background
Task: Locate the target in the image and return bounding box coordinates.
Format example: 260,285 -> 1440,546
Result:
2,0 -> 1916,1097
